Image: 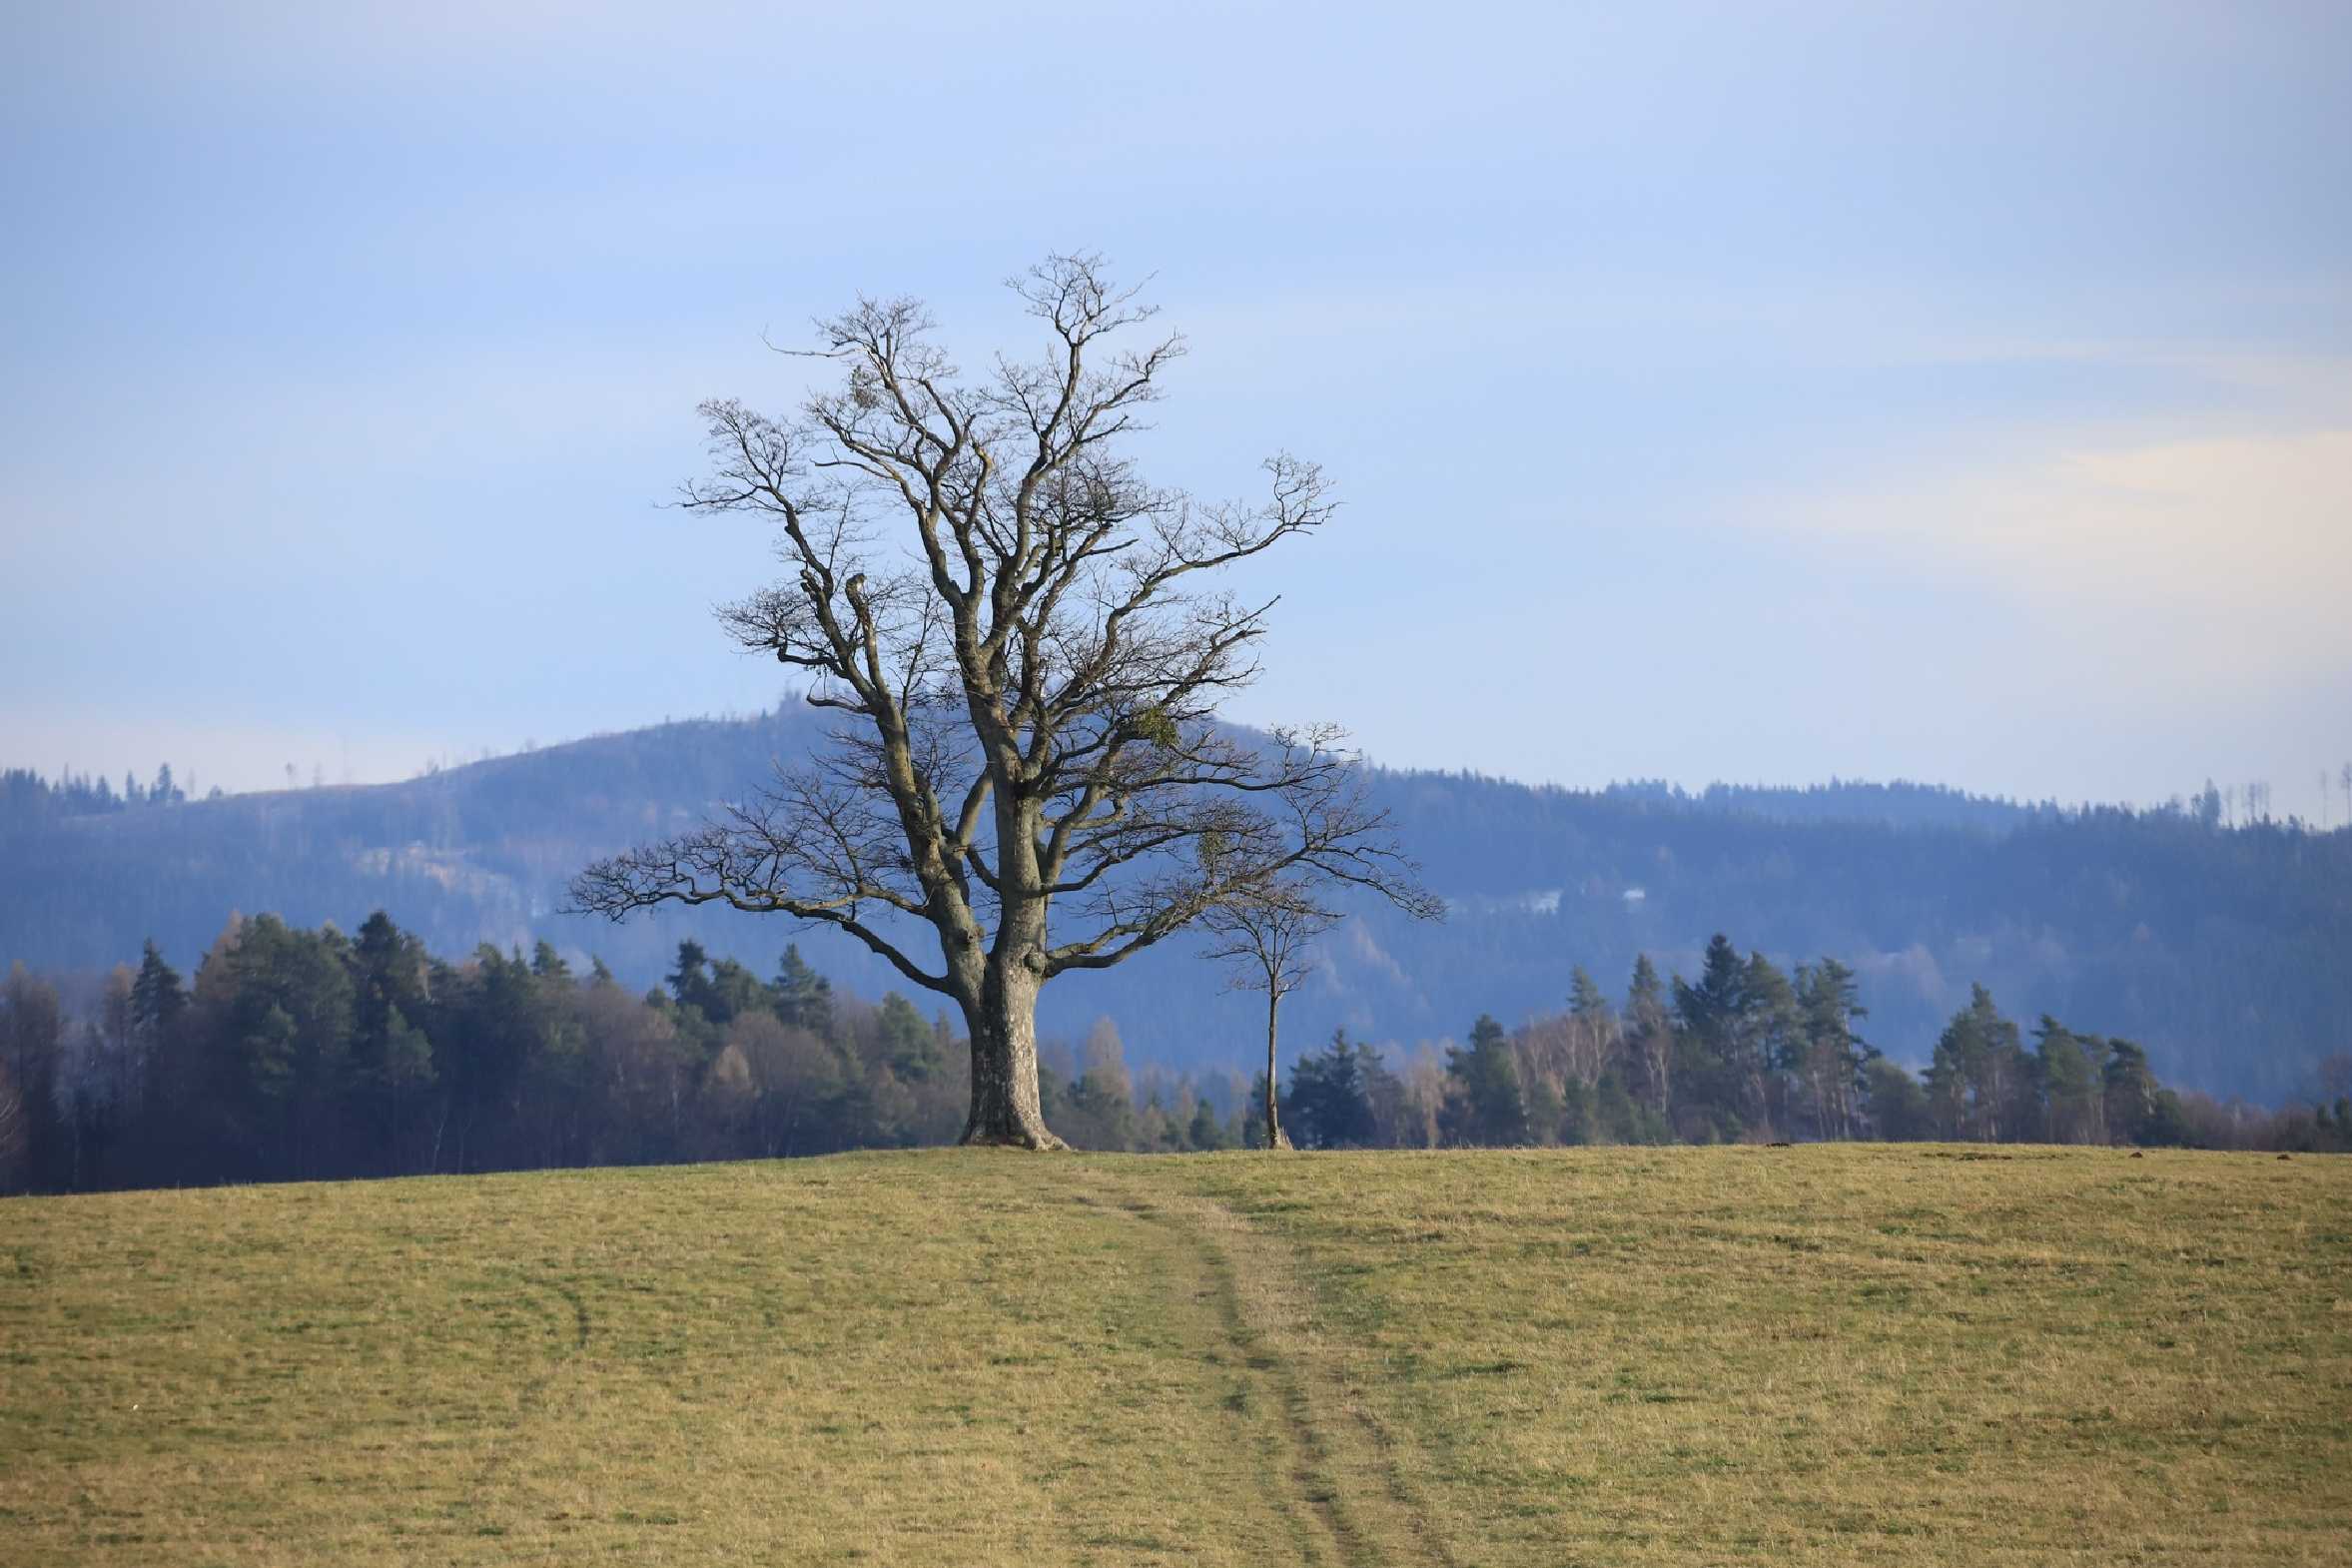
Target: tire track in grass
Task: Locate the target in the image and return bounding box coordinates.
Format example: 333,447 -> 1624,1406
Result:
456,1271 -> 593,1528
1066,1184 -> 1342,1565
1073,1172 -> 1454,1568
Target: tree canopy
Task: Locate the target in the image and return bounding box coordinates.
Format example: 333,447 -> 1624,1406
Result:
571,256 -> 1423,1147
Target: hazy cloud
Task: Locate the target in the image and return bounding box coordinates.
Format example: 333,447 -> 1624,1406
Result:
1761,420 -> 2352,678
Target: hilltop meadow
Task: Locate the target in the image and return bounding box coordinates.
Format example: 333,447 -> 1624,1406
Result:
5,1144 -> 2347,1565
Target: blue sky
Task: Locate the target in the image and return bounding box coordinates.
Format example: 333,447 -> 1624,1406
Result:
4,1 -> 2348,816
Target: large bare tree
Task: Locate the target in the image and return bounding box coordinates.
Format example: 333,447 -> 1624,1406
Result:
571,255 -> 1431,1149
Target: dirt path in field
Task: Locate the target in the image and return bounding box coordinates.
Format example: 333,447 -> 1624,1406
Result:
1071,1173 -> 1455,1568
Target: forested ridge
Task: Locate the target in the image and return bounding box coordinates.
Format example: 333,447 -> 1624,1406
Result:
3,710 -> 2348,1104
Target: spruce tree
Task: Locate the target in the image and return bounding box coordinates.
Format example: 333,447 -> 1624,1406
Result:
1443,1015 -> 1527,1146
130,940 -> 187,1038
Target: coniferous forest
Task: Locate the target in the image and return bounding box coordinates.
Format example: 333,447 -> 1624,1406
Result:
6,909 -> 2344,1196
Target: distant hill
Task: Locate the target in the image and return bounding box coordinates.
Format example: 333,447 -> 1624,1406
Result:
4,709 -> 2346,1100
1602,777 -> 2061,833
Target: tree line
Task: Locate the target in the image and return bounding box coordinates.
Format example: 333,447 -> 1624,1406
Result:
0,911 -> 1277,1193
4,916 -> 2345,1194
1,764 -> 196,829
1272,935 -> 2349,1154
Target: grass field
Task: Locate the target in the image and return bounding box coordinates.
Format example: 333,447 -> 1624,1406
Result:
4,1146 -> 2348,1565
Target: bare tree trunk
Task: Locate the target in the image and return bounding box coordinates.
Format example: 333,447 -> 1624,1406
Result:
1263,993 -> 1291,1151
961,963 -> 1066,1150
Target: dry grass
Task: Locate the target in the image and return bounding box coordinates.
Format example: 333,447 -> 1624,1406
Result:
3,1146 -> 2346,1564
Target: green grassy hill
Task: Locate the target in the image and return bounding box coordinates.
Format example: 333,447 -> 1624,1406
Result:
5,1147 -> 2348,1565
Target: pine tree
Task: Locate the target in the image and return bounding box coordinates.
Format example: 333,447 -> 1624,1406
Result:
1925,985 -> 2026,1141
1864,1058 -> 1933,1140
876,993 -> 943,1081
2100,1038 -> 2178,1145
703,958 -> 765,1025
1741,952 -> 1801,1136
2033,1016 -> 2101,1144
1671,935 -> 1750,1140
130,940 -> 188,1038
1442,1015 -> 1527,1146
1286,1028 -> 1390,1149
667,941 -> 717,1018
771,946 -> 835,1040
1186,1095 -> 1230,1152
1794,958 -> 1870,1139
1624,954 -> 1673,1119
348,913 -> 436,1173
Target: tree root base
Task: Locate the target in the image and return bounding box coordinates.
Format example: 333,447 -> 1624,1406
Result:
959,1127 -> 1073,1152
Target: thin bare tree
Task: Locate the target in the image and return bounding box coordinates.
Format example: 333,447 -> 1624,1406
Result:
1198,880 -> 1335,1152
1204,848 -> 1438,1151
571,255 -> 1428,1148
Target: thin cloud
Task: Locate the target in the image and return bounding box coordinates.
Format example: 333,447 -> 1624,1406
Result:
1758,421 -> 2352,680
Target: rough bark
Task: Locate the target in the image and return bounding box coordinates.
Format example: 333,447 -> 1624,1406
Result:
961,963 -> 1066,1150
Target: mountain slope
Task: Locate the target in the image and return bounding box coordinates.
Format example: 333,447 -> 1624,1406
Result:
3,709 -> 2346,1099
